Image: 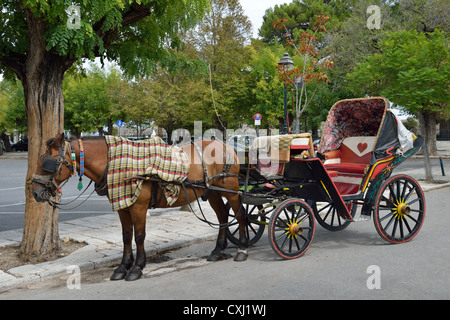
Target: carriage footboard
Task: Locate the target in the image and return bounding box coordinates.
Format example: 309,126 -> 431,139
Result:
284,158 -> 353,220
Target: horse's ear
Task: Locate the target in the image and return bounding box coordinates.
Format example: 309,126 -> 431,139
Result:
55,132 -> 65,147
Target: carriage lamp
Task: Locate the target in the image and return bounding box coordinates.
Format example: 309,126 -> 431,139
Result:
278,53 -> 294,134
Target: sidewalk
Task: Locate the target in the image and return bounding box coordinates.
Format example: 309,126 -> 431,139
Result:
0,203 -> 219,292
1,141 -> 449,293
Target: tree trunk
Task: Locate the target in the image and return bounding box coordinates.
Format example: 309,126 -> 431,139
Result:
1,133 -> 12,152
19,10 -> 74,260
292,118 -> 300,134
417,111 -> 435,182
418,110 -> 438,156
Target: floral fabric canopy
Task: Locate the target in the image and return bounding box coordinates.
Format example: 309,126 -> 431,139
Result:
318,97 -> 396,161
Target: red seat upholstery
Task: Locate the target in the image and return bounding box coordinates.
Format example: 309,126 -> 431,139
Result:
322,136 -> 376,195
323,137 -> 375,175
324,162 -> 367,174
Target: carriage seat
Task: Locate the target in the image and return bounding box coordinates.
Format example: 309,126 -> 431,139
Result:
255,134 -> 314,177
324,136 -> 376,175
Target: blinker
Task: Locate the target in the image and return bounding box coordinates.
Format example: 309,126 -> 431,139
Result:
42,157 -> 58,173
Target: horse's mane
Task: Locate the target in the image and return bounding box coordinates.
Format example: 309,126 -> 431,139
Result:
46,138 -> 57,148
70,135 -> 106,141
45,135 -> 106,148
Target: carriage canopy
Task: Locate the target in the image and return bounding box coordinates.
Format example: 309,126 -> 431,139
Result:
318,97 -> 414,164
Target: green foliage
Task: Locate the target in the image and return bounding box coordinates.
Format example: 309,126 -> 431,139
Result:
63,65 -> 124,135
3,0 -> 448,138
347,29 -> 449,117
259,0 -> 354,42
246,41 -> 285,128
184,0 -> 253,128
0,79 -> 26,134
0,0 -> 210,76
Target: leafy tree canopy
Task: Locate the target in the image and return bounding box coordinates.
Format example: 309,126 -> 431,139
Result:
347,29 -> 449,118
0,79 -> 26,134
259,0 -> 354,42
0,0 -> 210,78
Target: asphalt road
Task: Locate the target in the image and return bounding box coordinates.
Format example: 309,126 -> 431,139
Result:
1,186 -> 448,301
0,158 -> 113,232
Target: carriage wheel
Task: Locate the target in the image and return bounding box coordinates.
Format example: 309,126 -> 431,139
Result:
268,198 -> 315,259
312,201 -> 354,231
373,175 -> 425,243
226,203 -> 273,246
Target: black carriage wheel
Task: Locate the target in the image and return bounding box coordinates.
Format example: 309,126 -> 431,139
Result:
226,202 -> 270,246
312,200 -> 354,231
268,199 -> 315,259
373,175 -> 425,243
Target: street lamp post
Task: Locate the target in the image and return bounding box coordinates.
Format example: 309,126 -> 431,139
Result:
278,53 -> 294,134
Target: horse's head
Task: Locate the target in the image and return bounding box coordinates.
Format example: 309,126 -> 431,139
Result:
31,133 -> 73,204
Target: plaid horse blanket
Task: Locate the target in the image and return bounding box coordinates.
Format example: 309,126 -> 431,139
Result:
105,136 -> 190,211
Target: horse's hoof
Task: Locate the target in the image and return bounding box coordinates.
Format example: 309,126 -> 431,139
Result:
234,249 -> 248,262
125,266 -> 143,281
110,265 -> 128,281
207,251 -> 231,262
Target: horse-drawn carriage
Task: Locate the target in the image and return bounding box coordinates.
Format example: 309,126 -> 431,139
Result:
226,97 -> 425,259
32,97 -> 425,280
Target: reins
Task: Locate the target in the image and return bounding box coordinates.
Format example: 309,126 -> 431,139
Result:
180,180 -> 240,230
53,162 -> 109,210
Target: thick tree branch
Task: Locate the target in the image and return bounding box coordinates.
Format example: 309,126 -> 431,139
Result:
0,54 -> 27,81
121,3 -> 153,27
89,3 -> 152,58
94,3 -> 152,40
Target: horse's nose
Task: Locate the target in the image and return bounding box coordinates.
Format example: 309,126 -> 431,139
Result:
33,190 -> 43,202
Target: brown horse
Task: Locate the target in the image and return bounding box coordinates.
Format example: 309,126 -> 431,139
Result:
31,133 -> 248,281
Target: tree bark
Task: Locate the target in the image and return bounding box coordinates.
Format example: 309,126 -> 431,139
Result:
19,10 -> 74,260
417,110 -> 438,156
417,110 -> 435,182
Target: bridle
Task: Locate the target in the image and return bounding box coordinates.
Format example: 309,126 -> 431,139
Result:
32,140 -> 73,201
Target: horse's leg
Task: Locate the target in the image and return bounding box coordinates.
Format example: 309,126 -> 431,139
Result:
225,192 -> 248,262
206,192 -> 232,261
121,205 -> 147,281
110,209 -> 134,280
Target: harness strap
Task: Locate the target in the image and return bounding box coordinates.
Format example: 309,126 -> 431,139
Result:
94,163 -> 109,196
191,140 -> 240,201
149,180 -> 161,209
192,141 -> 209,187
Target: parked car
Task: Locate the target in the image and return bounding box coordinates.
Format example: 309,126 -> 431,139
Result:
11,137 -> 28,151
227,135 -> 256,152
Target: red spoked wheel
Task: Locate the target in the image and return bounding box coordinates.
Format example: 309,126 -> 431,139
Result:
373,175 -> 425,243
268,198 -> 315,259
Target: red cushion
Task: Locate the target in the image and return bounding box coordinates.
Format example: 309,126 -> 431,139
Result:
340,143 -> 372,164
327,170 -> 338,177
324,163 -> 367,174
